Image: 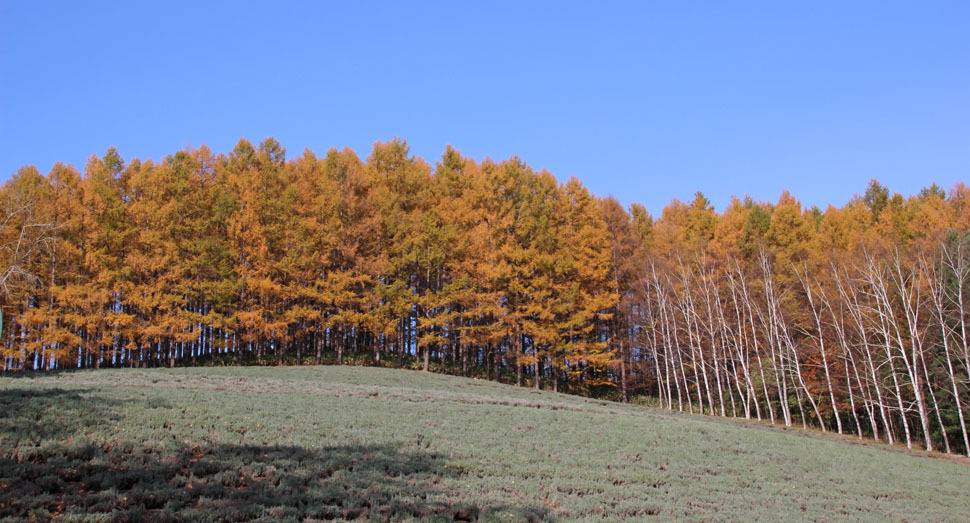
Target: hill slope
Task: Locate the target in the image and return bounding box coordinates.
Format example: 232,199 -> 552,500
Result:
2,366 -> 968,521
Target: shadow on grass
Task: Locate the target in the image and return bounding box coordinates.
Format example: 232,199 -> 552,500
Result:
0,388 -> 553,521
0,387 -> 122,444
0,366 -> 100,380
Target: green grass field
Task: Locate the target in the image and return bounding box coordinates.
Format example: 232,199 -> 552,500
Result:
2,366 -> 968,521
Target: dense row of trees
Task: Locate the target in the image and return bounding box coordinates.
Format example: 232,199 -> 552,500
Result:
1,138 -> 968,455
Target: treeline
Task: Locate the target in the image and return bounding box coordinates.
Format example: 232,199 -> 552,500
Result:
1,138 -> 968,455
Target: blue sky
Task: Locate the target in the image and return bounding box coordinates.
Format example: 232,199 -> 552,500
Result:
1,1 -> 967,215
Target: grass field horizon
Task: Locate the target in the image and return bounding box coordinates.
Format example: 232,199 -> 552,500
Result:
3,365 -> 969,521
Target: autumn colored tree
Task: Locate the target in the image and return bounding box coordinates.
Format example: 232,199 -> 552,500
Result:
2,140 -> 967,455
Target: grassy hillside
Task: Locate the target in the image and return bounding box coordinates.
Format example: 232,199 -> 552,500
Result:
1,366 -> 968,521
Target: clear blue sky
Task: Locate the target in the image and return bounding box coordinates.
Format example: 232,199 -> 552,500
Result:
1,1 -> 967,215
